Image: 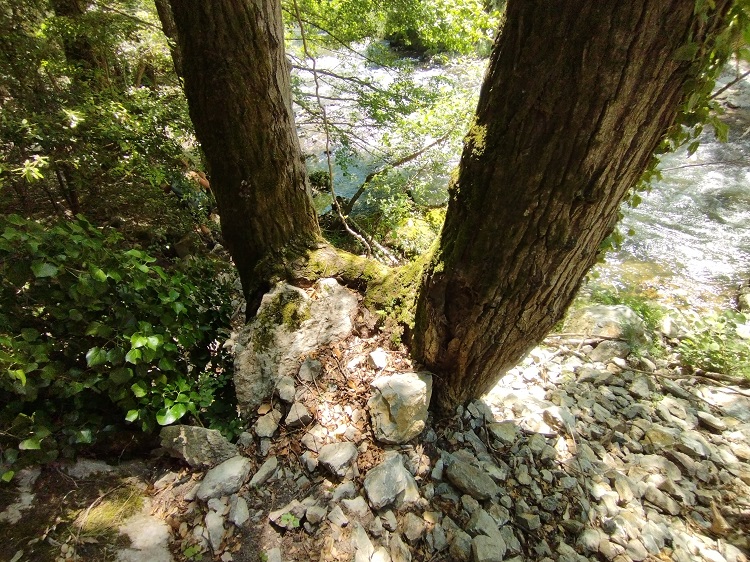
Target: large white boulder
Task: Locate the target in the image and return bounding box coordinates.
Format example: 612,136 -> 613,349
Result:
234,279 -> 358,415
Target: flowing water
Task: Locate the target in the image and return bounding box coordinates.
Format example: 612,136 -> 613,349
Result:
593,70 -> 750,310
295,50 -> 750,310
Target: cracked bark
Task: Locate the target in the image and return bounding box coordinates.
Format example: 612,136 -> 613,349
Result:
169,0 -> 320,314
413,0 -> 732,412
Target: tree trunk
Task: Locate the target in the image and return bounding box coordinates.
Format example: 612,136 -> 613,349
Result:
169,0 -> 320,313
413,0 -> 732,412
153,0 -> 183,79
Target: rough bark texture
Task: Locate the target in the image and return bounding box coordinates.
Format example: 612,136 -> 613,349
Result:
413,0 -> 732,412
169,0 -> 320,313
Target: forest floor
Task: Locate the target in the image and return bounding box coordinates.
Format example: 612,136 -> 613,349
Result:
1,306 -> 749,562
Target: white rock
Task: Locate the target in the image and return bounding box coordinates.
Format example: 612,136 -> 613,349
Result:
368,372 -> 433,444
368,348 -> 389,370
363,451 -> 420,510
196,456 -> 252,501
234,280 -> 357,414
249,456 -> 278,487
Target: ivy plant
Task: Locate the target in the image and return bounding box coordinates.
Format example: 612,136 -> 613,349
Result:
0,214 -> 236,481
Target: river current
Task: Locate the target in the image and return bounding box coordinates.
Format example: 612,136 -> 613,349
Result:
294,49 -> 750,310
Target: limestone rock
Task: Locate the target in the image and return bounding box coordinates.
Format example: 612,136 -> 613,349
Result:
368,372 -> 433,444
364,451 -> 420,510
318,442 -> 358,477
204,510 -> 225,551
565,304 -> 647,343
234,279 -> 358,414
285,402 -> 313,428
275,375 -> 296,403
254,409 -> 282,438
472,535 -> 507,562
160,425 -> 238,468
249,456 -> 278,487
445,458 -> 500,500
196,456 -> 252,501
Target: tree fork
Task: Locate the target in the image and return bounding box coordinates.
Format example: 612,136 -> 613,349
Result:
413,0 -> 733,412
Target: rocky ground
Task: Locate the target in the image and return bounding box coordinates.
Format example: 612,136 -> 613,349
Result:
1,282 -> 750,562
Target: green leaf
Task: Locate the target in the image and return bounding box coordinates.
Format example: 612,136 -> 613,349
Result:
21,328 -> 39,342
31,262 -> 59,278
19,436 -> 42,450
146,335 -> 162,350
1,470 -> 14,483
8,369 -> 26,386
75,429 -> 93,444
125,409 -> 139,422
92,268 -> 108,282
125,348 -> 142,364
85,347 -> 108,367
156,403 -> 187,426
131,381 -> 147,398
110,367 -> 132,384
131,334 -> 148,349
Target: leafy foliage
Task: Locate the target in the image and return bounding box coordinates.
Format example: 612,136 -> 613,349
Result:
678,310 -> 750,377
0,215 -> 236,479
287,0 -> 501,56
0,0 -> 199,221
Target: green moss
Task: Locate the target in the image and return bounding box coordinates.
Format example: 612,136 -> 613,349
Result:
252,289 -> 310,351
365,248 -> 433,337
465,119 -> 488,157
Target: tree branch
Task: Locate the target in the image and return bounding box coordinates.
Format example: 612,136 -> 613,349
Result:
344,130 -> 453,214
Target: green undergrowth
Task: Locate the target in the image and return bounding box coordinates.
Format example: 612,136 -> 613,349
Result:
0,214 -> 239,482
677,309 -> 750,378
577,283 -> 750,378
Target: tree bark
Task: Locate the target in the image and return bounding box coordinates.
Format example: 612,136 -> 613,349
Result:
168,0 -> 320,313
153,0 -> 183,79
413,0 -> 732,412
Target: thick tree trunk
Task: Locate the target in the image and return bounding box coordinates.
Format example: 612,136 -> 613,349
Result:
169,0 -> 320,313
413,0 -> 731,412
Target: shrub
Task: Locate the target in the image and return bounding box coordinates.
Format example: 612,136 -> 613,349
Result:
0,214 -> 236,480
678,310 -> 750,377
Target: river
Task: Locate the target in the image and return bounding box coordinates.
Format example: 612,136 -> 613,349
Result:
293,49 -> 750,310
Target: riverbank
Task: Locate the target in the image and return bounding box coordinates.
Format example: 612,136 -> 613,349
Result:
1,297 -> 748,562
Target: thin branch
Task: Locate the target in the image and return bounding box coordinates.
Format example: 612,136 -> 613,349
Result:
90,0 -> 164,32
344,130 -> 453,214
290,63 -> 386,94
710,69 -> 750,100
282,7 -> 394,69
291,0 -> 376,259
660,159 -> 746,172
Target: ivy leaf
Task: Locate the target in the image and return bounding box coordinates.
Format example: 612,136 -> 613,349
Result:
131,381 -> 147,398
19,436 -> 42,450
110,367 -> 132,384
1,470 -> 14,483
86,347 -> 108,367
125,348 -> 142,364
125,409 -> 139,422
31,262 -> 59,278
156,403 -> 187,426
75,429 -> 93,444
9,369 -> 26,386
